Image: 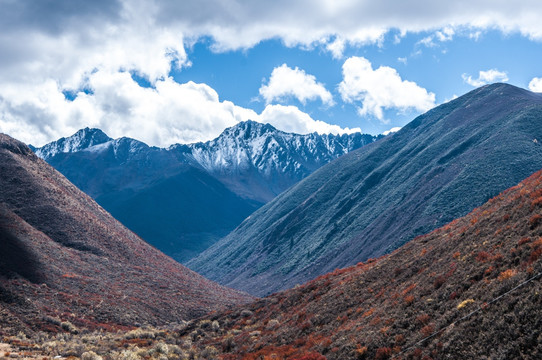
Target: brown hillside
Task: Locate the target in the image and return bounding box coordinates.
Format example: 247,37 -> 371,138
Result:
173,168 -> 542,359
0,134 -> 252,335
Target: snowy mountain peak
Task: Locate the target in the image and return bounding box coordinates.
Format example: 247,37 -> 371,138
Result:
185,121 -> 379,201
35,128 -> 111,160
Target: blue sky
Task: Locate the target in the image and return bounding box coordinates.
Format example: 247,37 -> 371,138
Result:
173,30 -> 542,135
1,0 -> 542,147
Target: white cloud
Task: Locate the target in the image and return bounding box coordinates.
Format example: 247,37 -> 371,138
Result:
259,64 -> 334,106
529,77 -> 542,92
435,27 -> 455,42
260,104 -> 360,135
417,27 -> 454,48
325,37 -> 346,59
2,0 -> 542,147
338,57 -> 436,120
0,70 -> 355,147
462,69 -> 509,87
382,127 -> 401,136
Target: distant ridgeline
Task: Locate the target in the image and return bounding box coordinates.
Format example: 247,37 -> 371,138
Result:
188,83 -> 542,296
32,121 -> 378,263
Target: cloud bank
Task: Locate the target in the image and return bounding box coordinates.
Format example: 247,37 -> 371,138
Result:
1,0 -> 542,146
0,70 -> 356,147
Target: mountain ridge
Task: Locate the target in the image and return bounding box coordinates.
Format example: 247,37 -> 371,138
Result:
188,83 -> 542,296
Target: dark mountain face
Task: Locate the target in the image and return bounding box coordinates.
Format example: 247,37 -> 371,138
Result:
34,122 -> 377,262
176,166 -> 542,360
0,133 -> 251,335
188,83 -> 542,296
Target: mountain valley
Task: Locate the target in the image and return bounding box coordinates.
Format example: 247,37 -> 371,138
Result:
33,121 -> 378,262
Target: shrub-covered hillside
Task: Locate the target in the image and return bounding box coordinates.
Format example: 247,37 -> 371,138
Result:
0,133 -> 252,335
181,167 -> 542,359
5,166 -> 542,360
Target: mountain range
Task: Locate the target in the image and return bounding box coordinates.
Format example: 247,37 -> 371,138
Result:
0,133 -> 251,335
8,147 -> 542,359
189,83 -> 542,296
32,121 -> 378,262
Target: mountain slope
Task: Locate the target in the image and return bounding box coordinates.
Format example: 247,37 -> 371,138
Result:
176,166 -> 542,360
30,165 -> 542,359
36,122 -> 377,262
0,133 -> 251,335
189,83 -> 542,296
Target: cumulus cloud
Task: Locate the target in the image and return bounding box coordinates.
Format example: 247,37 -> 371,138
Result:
529,77 -> 542,92
338,57 -> 436,120
260,104 -> 360,135
382,127 -> 401,136
259,64 -> 334,106
462,69 -> 509,87
0,71 -> 355,147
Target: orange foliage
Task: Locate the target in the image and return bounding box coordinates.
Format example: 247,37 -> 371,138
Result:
404,295 -> 415,305
498,269 -> 517,281
476,251 -> 490,262
402,283 -> 417,295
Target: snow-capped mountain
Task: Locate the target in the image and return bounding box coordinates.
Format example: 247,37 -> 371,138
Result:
33,127 -> 112,159
177,121 -> 379,201
33,121 -> 380,262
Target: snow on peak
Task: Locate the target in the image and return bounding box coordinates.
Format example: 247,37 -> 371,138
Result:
35,128 -> 111,160
188,121 -> 376,175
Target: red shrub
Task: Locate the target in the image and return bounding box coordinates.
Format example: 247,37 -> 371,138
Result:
529,214 -> 542,228
518,237 -> 531,246
420,324 -> 435,337
529,247 -> 542,264
531,197 -> 542,208
476,251 -> 490,262
433,275 -> 446,289
395,334 -> 405,345
374,347 -> 392,360
293,354 -> 327,360
404,295 -> 415,305
416,314 -> 430,325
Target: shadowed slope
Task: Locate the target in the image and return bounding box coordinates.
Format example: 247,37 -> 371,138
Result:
0,133 -> 252,335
